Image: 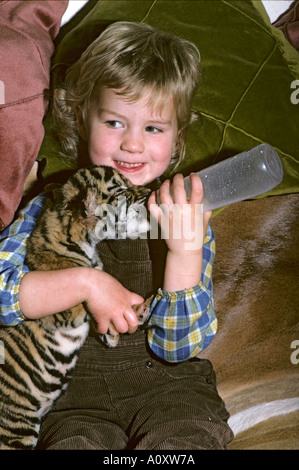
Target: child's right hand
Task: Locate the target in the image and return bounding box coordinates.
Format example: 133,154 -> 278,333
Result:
83,268 -> 143,335
19,267 -> 143,335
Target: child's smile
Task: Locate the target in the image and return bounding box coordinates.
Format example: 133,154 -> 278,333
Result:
114,160 -> 146,173
85,87 -> 179,186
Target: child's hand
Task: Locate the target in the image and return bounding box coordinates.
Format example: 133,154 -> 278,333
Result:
83,269 -> 143,334
148,173 -> 212,292
20,267 -> 142,335
148,173 -> 211,255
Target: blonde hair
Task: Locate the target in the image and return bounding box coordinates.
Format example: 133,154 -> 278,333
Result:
52,21 -> 201,168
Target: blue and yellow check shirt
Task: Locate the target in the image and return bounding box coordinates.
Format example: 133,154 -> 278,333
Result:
146,227 -> 217,362
0,193 -> 217,363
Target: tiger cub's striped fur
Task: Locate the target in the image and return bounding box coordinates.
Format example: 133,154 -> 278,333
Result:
0,166 -> 151,450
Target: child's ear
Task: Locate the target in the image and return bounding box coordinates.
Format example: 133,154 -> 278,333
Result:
75,106 -> 87,140
175,128 -> 183,150
173,128 -> 181,150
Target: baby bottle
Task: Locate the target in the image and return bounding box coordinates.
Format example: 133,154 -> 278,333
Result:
165,144 -> 284,211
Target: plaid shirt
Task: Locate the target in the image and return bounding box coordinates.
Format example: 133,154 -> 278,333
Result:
147,227 -> 217,362
0,193 -> 217,362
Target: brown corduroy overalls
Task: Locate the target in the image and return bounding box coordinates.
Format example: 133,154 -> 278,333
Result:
37,238 -> 233,450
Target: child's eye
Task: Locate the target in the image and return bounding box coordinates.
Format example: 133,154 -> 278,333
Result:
106,120 -> 122,128
146,126 -> 162,133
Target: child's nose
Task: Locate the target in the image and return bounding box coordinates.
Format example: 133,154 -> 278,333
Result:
121,129 -> 144,153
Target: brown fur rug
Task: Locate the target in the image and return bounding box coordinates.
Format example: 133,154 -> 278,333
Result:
203,193 -> 299,449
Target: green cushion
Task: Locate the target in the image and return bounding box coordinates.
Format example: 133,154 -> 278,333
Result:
38,0 -> 299,200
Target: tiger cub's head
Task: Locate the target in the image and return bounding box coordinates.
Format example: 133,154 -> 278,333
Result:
53,166 -> 151,242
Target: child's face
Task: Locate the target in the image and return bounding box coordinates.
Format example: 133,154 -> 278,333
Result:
85,87 -> 179,186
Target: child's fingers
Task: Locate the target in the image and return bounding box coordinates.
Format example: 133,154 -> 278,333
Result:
131,292 -> 144,306
124,292 -> 144,331
172,173 -> 187,205
108,307 -> 139,334
158,179 -> 173,205
110,315 -> 130,334
124,309 -> 139,334
189,173 -> 204,205
148,191 -> 157,207
96,317 -> 111,335
203,210 -> 212,237
148,192 -> 162,223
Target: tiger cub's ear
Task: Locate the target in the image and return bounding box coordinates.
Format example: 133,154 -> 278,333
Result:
44,183 -> 64,205
62,186 -> 99,229
78,187 -> 100,231
83,187 -> 99,218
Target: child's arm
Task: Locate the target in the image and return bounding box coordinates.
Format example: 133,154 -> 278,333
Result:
145,224 -> 216,363
148,173 -> 211,291
19,268 -> 142,334
0,195 -> 142,334
147,174 -> 216,363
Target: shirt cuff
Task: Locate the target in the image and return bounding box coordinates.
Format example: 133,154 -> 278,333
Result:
146,283 -> 217,363
0,271 -> 27,326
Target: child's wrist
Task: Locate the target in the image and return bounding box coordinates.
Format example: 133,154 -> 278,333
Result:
167,250 -> 203,274
163,250 -> 203,291
167,248 -> 203,261
80,267 -> 105,302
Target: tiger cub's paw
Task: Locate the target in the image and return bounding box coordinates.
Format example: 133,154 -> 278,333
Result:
100,295 -> 153,348
133,295 -> 154,326
100,323 -> 120,348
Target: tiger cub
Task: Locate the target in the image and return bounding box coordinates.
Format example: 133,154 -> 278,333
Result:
0,166 -> 152,450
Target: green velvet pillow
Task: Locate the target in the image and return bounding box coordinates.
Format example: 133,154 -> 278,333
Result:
38,0 -> 299,200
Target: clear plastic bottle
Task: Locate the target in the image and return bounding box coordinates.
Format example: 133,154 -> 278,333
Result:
164,144 -> 283,211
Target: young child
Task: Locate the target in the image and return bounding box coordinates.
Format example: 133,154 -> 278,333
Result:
0,22 -> 233,449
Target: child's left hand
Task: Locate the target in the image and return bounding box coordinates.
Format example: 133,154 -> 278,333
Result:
148,173 -> 211,255
148,173 -> 212,291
